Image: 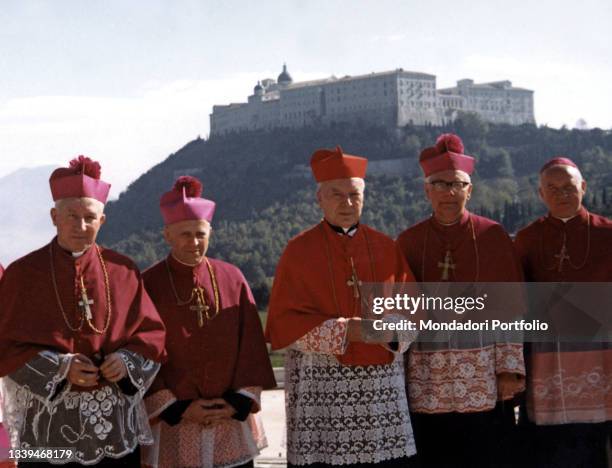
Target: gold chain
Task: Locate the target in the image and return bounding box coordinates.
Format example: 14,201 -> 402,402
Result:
50,243 -> 112,334
542,212 -> 591,272
421,213 -> 480,282
320,222 -> 376,316
204,258 -> 220,319
87,245 -> 112,334
165,257 -> 198,305
166,257 -> 220,321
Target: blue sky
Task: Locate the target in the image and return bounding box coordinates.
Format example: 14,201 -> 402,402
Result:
1,0 -> 610,197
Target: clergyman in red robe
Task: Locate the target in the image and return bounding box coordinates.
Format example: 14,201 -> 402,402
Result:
514,157 -> 612,468
396,134 -> 526,467
0,156 -> 166,466
266,146 -> 419,467
141,176 -> 276,468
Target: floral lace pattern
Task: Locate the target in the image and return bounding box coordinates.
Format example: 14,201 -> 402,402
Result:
408,344 -> 525,413
143,386 -> 266,468
1,350 -> 159,465
292,319 -> 349,355
495,343 -> 524,374
285,349 -> 415,466
528,351 -> 612,425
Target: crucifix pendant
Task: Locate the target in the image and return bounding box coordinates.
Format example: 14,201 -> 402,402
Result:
347,257 -> 362,298
438,250 -> 456,281
190,293 -> 209,327
554,242 -> 570,273
78,278 -> 94,320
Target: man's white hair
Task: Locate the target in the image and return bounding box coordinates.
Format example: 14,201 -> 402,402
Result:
539,164 -> 584,186
424,171 -> 471,184
54,197 -> 105,213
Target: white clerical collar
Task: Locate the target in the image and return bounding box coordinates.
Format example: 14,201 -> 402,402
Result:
434,216 -> 462,227
171,254 -> 203,268
326,220 -> 359,237
553,214 -> 578,223
72,250 -> 85,258
341,226 -> 358,237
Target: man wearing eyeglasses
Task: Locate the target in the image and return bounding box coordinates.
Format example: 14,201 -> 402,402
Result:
396,134 -> 526,467
514,158 -> 612,467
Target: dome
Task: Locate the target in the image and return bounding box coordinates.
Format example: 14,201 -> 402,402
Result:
277,64 -> 293,85
253,81 -> 263,95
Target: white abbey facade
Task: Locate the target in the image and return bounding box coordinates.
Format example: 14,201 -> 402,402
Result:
210,65 -> 535,136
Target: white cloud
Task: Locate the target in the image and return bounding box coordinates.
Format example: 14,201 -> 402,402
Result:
458,55 -> 611,129
0,71 -> 327,199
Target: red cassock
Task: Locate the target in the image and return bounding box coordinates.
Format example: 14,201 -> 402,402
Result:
397,210 -> 524,283
143,254 -> 276,401
266,221 -> 415,367
396,210 -> 525,415
514,206 -> 612,424
0,237 -> 166,376
515,206 -> 612,282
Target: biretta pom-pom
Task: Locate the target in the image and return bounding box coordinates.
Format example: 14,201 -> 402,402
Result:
435,133 -> 464,155
173,175 -> 203,198
69,155 -> 101,179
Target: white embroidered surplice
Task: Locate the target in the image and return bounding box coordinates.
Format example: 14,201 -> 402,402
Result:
1,349 -> 159,465
143,386 -> 268,468
285,319 -> 417,466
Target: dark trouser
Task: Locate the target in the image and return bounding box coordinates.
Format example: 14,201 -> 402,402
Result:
288,456 -> 418,468
410,402 -> 518,468
21,445 -> 141,467
517,420 -> 610,468
235,461 -> 254,468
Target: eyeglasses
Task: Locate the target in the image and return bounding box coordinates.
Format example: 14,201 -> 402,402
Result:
427,180 -> 471,192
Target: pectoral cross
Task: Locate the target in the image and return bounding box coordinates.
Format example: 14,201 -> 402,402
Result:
554,241 -> 570,273
347,257 -> 362,298
190,289 -> 209,327
78,277 -> 94,320
438,250 -> 456,281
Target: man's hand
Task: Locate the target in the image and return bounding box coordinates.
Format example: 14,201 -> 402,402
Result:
497,372 -> 525,400
67,354 -> 99,387
347,317 -> 394,343
200,398 -> 236,426
181,400 -> 210,424
181,399 -> 236,426
99,353 -> 128,383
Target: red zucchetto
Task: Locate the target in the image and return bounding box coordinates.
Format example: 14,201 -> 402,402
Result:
160,175 -> 216,225
310,146 -> 368,182
419,133 -> 475,177
539,156 -> 578,173
49,155 -> 111,203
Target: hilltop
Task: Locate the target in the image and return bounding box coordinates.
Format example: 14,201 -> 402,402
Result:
98,116 -> 612,304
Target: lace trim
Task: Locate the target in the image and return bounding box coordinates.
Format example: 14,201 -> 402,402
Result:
292,318 -> 349,355
1,350 -> 159,465
409,346 -> 523,413
145,389 -> 177,420
285,349 -> 415,465
495,343 -> 526,375
380,314 -> 418,354
143,414 -> 266,468
528,364 -> 612,425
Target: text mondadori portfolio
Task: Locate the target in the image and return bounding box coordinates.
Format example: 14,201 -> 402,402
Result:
372,319 -> 548,332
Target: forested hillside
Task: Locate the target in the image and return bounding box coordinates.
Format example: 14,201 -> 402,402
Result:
98,115 -> 612,304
